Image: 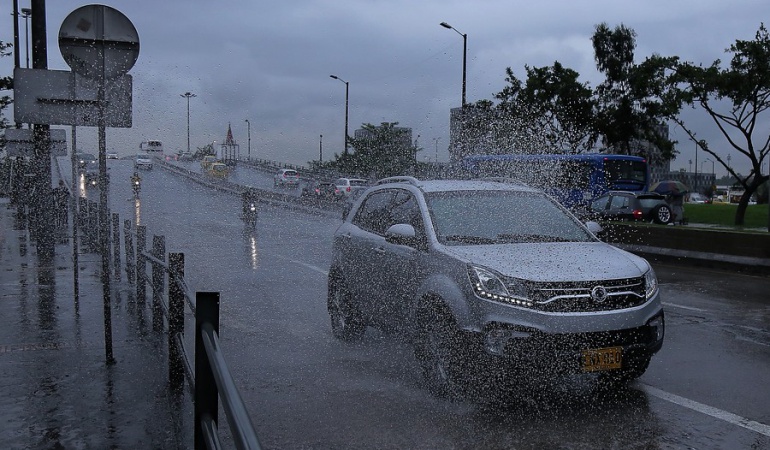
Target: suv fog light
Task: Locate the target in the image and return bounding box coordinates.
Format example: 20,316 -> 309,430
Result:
484,329 -> 530,356
648,314 -> 665,342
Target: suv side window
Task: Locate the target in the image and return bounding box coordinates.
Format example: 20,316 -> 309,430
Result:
352,190 -> 394,235
390,190 -> 423,234
609,194 -> 630,209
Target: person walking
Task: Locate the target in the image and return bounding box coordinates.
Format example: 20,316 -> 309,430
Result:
669,193 -> 685,225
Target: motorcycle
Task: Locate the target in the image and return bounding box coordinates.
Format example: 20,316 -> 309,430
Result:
243,202 -> 257,228
132,178 -> 141,198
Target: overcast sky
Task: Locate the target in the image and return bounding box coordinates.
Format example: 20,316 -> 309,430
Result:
2,0 -> 768,177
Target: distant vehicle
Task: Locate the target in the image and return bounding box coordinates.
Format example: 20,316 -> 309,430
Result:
200,155 -> 218,171
177,151 -> 193,161
206,162 -> 231,179
460,153 -> 650,212
139,140 -> 163,153
589,191 -> 673,224
302,180 -> 338,199
274,168 -> 300,187
76,153 -> 99,182
334,177 -> 368,197
107,152 -> 119,159
328,176 -> 664,397
134,153 -> 153,170
685,192 -> 708,204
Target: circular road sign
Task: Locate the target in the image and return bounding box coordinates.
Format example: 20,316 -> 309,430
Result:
59,5 -> 139,80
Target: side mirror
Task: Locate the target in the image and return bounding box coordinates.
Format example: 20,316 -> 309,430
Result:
385,223 -> 418,247
585,221 -> 603,236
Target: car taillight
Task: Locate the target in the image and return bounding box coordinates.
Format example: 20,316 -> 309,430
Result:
633,209 -> 643,220
346,186 -> 351,192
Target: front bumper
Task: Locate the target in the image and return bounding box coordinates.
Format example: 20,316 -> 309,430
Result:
477,311 -> 664,375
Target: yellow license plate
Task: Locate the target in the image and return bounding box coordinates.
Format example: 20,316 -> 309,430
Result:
582,346 -> 622,372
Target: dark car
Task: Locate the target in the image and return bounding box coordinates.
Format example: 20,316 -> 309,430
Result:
590,191 -> 673,224
302,180 -> 339,200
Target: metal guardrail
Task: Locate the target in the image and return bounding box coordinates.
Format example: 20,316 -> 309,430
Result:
76,201 -> 261,449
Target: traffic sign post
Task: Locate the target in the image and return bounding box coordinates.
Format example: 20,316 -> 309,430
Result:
58,4 -> 140,365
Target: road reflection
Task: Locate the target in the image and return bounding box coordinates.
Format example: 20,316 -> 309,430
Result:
243,228 -> 259,269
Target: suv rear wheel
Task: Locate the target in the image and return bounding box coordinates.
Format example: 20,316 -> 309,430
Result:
651,204 -> 672,224
327,275 -> 366,342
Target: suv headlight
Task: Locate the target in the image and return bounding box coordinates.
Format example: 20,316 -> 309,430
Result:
468,265 -> 533,308
644,267 -> 659,300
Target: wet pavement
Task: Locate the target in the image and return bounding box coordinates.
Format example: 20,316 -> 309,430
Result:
0,198 -> 190,449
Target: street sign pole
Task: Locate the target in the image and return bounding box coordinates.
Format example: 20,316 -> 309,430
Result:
58,4 -> 139,365
31,0 -> 54,262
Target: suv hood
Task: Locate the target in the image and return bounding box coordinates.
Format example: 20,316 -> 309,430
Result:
444,242 -> 649,282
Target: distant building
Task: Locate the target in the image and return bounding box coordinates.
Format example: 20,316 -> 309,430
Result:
354,124 -> 413,147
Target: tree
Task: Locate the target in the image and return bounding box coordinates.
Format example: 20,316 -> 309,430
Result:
668,23 -> 770,224
592,23 -> 677,162
0,40 -> 12,133
327,122 -> 418,178
497,63 -> 597,153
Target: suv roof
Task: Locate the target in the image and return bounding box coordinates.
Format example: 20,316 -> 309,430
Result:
375,176 -> 539,194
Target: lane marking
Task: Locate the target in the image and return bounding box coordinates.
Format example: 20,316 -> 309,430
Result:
274,254 -> 329,276
662,302 -> 707,312
641,384 -> 770,437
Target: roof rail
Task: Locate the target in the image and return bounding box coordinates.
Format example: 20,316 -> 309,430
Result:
482,176 -> 524,185
376,176 -> 420,186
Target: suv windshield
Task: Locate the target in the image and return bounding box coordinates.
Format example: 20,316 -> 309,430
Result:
425,190 -> 595,245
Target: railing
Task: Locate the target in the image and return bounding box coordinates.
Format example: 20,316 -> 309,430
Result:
75,200 -> 261,450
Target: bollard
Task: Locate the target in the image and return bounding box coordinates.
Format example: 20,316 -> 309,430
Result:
124,220 -> 135,285
151,235 -> 166,332
136,225 -> 147,305
168,253 -> 185,389
112,213 -> 121,281
194,292 -> 220,450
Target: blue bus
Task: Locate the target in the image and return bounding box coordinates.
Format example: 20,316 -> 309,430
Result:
460,153 -> 649,210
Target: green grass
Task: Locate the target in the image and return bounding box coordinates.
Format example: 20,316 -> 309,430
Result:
684,203 -> 769,229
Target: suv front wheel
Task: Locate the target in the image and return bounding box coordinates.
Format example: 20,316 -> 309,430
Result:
327,275 -> 366,342
413,307 -> 468,398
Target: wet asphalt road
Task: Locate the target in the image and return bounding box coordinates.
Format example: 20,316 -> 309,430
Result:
76,158 -> 770,449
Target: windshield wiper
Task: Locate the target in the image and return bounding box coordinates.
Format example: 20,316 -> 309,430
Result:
496,233 -> 569,243
443,235 -> 496,245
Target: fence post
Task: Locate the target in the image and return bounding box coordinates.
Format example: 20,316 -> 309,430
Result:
152,235 -> 166,332
168,253 -> 185,389
124,220 -> 135,285
112,212 -> 121,281
89,200 -> 98,252
195,292 -> 220,450
136,225 -> 147,305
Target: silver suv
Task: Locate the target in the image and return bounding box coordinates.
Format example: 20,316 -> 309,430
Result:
328,176 -> 664,397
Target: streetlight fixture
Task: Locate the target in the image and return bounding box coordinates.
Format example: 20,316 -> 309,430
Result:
440,21 -> 467,107
21,8 -> 31,68
329,75 -> 350,155
180,92 -> 196,154
244,119 -> 251,161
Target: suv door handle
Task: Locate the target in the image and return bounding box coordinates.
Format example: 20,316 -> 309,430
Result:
373,247 -> 386,254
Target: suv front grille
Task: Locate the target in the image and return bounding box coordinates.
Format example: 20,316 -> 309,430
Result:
519,277 -> 647,312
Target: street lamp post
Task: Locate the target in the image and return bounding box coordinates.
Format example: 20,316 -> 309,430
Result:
319,134 -> 323,163
244,119 -> 251,161
440,21 -> 467,107
21,8 -> 31,68
329,75 -> 350,155
180,92 -> 196,154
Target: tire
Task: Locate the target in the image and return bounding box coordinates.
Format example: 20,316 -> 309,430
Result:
413,308 -> 467,398
327,275 -> 366,342
651,205 -> 672,224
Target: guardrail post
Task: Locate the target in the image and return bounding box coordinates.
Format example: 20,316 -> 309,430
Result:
112,212 -> 121,281
195,292 -> 220,450
152,235 -> 166,332
136,225 -> 147,305
168,252 -> 185,389
124,220 -> 135,284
